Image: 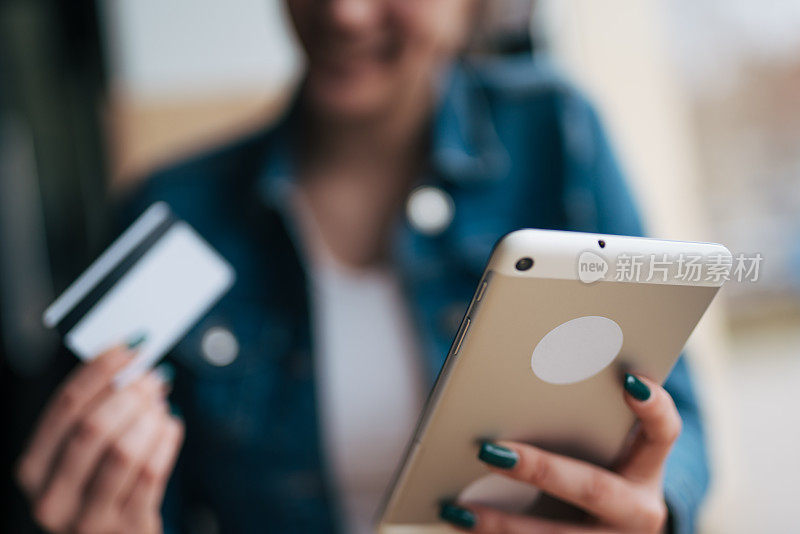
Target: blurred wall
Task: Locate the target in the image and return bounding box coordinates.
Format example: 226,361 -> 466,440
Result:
538,1 -> 800,532
536,3 -> 738,532
99,0 -> 301,185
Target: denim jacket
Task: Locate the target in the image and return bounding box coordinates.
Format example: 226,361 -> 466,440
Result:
124,54 -> 709,534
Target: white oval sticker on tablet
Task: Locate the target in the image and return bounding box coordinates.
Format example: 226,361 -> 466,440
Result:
531,316 -> 623,384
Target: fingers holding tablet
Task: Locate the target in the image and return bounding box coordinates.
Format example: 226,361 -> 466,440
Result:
472,441 -> 654,529
439,373 -> 676,533
619,373 -> 682,482
441,501 -> 618,533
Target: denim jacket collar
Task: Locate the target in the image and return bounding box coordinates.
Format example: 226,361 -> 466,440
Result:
429,61 -> 510,185
255,60 -> 511,209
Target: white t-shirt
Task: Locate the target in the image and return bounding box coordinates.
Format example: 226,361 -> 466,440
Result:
291,192 -> 425,534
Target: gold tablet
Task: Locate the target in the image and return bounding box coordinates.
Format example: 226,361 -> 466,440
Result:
378,229 -> 730,532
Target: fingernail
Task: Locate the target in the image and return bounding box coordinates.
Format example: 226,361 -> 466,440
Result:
153,362 -> 175,387
169,402 -> 184,421
439,503 -> 476,530
126,332 -> 148,350
478,442 -> 518,469
624,373 -> 651,401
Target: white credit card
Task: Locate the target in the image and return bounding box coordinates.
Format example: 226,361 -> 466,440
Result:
43,202 -> 235,385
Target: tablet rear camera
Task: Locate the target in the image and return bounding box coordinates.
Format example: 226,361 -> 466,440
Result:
515,257 -> 534,271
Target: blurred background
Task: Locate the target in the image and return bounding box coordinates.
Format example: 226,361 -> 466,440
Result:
1,0 -> 798,532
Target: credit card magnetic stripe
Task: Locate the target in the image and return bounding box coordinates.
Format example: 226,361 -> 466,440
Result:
43,202 -> 173,328
48,207 -> 177,335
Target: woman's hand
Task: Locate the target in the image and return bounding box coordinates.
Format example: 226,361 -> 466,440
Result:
440,374 -> 680,533
16,345 -> 184,534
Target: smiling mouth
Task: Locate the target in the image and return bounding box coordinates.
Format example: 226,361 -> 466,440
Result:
313,39 -> 399,73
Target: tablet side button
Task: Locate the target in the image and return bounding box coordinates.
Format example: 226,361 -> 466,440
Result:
453,318 -> 471,356
475,280 -> 488,302
465,275 -> 491,319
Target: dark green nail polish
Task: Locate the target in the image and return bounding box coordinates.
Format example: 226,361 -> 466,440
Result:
169,402 -> 183,421
153,362 -> 175,389
478,442 -> 519,469
126,333 -> 147,349
624,373 -> 651,401
440,503 -> 476,530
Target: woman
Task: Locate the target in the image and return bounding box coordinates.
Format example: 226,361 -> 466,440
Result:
16,0 -> 709,533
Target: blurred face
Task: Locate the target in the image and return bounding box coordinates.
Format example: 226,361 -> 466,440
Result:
286,0 -> 477,119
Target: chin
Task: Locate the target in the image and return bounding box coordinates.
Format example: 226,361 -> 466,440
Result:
304,67 -> 396,120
